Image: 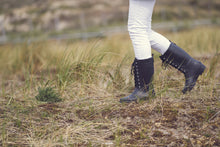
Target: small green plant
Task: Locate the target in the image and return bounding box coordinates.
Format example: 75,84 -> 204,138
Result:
35,86 -> 62,103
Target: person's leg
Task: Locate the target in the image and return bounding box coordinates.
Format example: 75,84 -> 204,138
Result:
128,0 -> 156,60
149,30 -> 171,55
144,1 -> 206,94
120,0 -> 156,103
128,0 -> 171,56
149,29 -> 206,93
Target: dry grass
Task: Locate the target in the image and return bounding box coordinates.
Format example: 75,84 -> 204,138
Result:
0,26 -> 220,146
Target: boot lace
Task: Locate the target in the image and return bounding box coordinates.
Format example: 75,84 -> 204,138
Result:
131,60 -> 135,75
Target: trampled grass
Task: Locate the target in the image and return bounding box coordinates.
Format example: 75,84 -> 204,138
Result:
0,26 -> 219,146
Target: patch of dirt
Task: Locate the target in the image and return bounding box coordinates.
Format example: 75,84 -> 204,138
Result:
38,103 -> 61,114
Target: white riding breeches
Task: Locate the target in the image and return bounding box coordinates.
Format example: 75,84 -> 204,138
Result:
128,0 -> 171,60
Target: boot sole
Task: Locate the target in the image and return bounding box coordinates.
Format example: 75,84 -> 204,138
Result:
120,95 -> 150,103
120,97 -> 145,103
198,62 -> 206,76
120,99 -> 137,103
120,90 -> 155,103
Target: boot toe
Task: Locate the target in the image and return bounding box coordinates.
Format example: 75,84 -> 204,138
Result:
182,84 -> 195,94
182,62 -> 206,94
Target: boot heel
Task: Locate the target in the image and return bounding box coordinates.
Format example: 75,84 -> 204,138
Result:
199,63 -> 206,75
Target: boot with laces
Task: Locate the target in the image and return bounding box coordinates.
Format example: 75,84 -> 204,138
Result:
120,57 -> 155,103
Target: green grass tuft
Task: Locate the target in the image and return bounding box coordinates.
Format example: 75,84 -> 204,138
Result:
35,86 -> 62,103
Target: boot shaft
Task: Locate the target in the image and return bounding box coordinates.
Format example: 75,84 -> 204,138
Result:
160,42 -> 191,73
160,42 -> 204,74
132,57 -> 154,91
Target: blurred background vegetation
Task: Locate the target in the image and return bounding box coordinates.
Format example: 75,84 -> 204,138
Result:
0,0 -> 220,43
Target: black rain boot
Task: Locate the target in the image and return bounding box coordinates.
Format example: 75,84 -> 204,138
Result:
120,57 -> 155,103
160,42 -> 206,94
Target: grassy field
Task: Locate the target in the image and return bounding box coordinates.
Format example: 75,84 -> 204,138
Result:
0,26 -> 220,146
